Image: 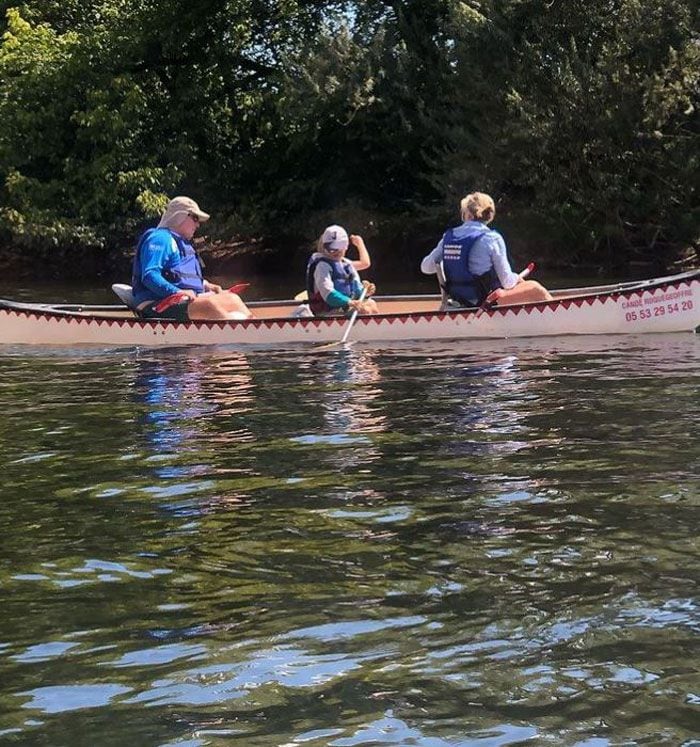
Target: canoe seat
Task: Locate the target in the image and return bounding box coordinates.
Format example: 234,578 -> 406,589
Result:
435,261 -> 480,311
290,303 -> 314,318
436,260 -> 452,310
112,283 -> 138,311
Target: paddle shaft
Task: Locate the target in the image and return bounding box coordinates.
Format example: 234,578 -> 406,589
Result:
520,262 -> 535,279
339,286 -> 368,344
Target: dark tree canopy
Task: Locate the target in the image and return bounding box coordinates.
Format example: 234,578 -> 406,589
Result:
0,0 -> 697,270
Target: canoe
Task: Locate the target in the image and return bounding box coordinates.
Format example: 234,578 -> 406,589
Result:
0,269 -> 698,347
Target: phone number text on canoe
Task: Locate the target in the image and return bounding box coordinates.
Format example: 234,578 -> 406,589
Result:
622,290 -> 694,322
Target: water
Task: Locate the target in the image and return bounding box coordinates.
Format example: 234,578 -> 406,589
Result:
0,335 -> 698,746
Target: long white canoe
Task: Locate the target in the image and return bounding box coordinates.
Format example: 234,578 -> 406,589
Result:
0,270 -> 698,347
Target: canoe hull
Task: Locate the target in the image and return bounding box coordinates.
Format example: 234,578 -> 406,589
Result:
1,271 -> 698,347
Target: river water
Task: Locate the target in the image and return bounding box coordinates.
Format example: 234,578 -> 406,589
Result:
0,307 -> 699,744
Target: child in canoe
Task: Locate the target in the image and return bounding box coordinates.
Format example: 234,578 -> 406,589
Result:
305,225 -> 378,316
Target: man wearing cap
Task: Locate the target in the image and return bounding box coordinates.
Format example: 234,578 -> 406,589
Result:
131,196 -> 252,320
305,225 -> 377,316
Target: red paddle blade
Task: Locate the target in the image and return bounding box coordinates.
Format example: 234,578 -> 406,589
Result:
227,282 -> 250,294
153,292 -> 191,313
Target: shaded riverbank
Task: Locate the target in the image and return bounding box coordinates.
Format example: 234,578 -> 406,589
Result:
0,231 -> 678,292
0,237 -> 274,284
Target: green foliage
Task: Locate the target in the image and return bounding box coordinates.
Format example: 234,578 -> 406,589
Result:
0,6 -> 180,249
0,0 -> 697,270
228,1 -> 468,235
440,0 -> 699,268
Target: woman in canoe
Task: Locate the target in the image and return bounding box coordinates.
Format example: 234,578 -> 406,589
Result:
131,196 -> 252,321
305,225 -> 378,316
421,192 -> 552,307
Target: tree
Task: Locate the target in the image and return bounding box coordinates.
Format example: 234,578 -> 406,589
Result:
0,0 -> 696,270
0,1 -> 338,251
441,0 -> 699,268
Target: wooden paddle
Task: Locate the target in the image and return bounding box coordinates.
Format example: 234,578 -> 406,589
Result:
316,287 -> 368,350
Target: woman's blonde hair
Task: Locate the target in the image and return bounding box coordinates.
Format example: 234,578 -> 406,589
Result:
460,192 -> 495,224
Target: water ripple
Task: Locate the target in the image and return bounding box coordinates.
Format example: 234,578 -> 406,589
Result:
0,336 -> 698,744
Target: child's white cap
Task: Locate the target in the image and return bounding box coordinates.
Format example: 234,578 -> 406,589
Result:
321,225 -> 349,250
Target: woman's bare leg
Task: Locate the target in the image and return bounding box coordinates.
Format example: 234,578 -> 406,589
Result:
489,280 -> 552,306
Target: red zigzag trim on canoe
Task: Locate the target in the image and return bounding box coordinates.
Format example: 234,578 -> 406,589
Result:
0,279 -> 695,328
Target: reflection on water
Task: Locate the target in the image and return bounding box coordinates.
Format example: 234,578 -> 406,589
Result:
0,335 -> 698,745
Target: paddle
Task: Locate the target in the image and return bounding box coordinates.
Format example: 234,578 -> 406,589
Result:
227,282 -> 250,294
153,292 -> 191,314
316,287 -> 368,350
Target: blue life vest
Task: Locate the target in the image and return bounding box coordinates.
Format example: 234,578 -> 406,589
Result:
306,256 -> 356,314
132,228 -> 204,300
442,224 -> 499,306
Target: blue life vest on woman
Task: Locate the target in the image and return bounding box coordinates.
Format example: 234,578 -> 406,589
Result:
306,256 -> 356,315
132,228 -> 204,300
442,224 -> 499,306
